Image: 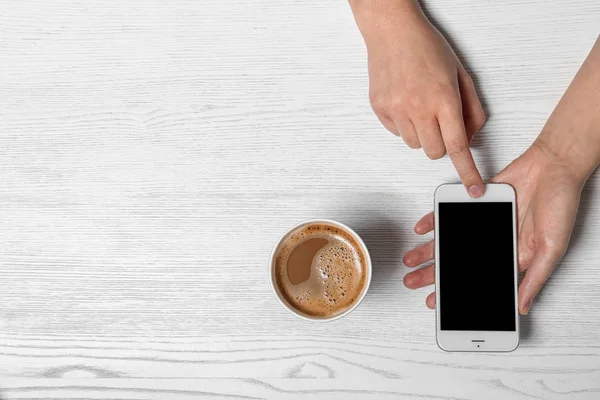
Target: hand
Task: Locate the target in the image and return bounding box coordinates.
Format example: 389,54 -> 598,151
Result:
351,1 -> 486,196
403,141 -> 584,314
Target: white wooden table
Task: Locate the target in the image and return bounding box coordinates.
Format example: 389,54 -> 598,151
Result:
1,1 -> 599,398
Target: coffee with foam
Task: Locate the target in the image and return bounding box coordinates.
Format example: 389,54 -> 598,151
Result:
274,223 -> 367,317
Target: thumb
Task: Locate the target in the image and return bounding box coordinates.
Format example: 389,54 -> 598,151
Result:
489,175 -> 501,184
518,247 -> 563,315
490,167 -> 511,185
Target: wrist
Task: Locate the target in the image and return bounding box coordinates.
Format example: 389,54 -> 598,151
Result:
532,38 -> 600,183
534,129 -> 600,183
349,0 -> 423,42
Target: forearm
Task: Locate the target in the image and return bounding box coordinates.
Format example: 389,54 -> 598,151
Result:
536,37 -> 600,182
348,0 -> 423,41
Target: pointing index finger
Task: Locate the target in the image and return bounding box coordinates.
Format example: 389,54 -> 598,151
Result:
438,106 -> 484,198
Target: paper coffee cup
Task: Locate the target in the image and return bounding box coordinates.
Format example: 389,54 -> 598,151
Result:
269,219 -> 372,321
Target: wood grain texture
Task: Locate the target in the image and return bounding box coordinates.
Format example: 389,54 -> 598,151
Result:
1,0 -> 600,398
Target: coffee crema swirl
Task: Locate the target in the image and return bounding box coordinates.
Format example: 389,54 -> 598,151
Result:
274,223 -> 367,317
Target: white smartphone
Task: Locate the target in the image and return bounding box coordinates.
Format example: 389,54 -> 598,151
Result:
434,183 -> 519,352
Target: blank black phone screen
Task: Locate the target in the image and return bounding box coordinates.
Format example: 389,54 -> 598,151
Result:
438,202 -> 516,331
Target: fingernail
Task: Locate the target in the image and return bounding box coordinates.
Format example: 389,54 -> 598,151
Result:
468,185 -> 483,198
522,299 -> 532,315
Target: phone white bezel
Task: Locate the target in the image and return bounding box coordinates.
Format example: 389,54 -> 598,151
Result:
434,183 -> 520,352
